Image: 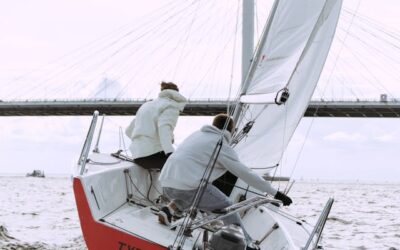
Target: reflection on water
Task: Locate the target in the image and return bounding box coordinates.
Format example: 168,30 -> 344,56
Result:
0,177 -> 399,249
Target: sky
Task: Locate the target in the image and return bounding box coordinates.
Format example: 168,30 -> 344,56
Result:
0,0 -> 400,182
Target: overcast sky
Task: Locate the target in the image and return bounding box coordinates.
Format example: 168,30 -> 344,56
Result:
0,0 -> 399,182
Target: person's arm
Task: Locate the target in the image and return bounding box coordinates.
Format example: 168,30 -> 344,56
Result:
158,108 -> 179,155
125,118 -> 136,139
219,145 -> 293,205
219,145 -> 278,196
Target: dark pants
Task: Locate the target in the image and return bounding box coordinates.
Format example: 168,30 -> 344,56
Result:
134,151 -> 169,170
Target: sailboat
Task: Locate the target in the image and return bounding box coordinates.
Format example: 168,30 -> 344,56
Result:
72,0 -> 342,249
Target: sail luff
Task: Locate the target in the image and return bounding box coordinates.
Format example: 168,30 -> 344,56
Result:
233,0 -> 281,124
234,0 -> 343,170
285,0 -> 331,89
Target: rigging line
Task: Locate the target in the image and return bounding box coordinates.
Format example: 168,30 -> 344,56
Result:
274,102 -> 289,189
325,46 -> 372,99
188,24 -> 243,98
254,0 -> 260,39
283,118 -> 313,192
333,41 -> 398,99
113,1 -> 212,99
342,16 -> 400,53
127,1 -> 219,100
350,46 -> 400,89
180,3 -> 238,98
335,35 -> 395,98
220,2 -> 241,99
161,0 -> 225,87
330,57 -> 364,99
283,0 -> 331,90
232,0 -> 284,127
126,171 -> 154,204
172,0 -> 202,78
336,73 -> 363,100
170,0 -> 235,93
28,0 -> 195,99
173,139 -> 224,248
206,22 -> 242,100
338,14 -> 400,56
342,8 -> 400,41
76,2 -> 200,96
9,0 -> 184,100
336,24 -> 400,65
97,0 -> 198,72
227,0 -> 241,115
3,6 -> 166,99
284,0 -> 362,187
180,1 -> 237,93
323,0 -> 360,94
173,109 -> 235,248
193,33 -> 241,99
336,19 -> 399,85
65,0 -> 200,99
233,1 -> 331,148
193,3 -> 236,99
231,104 -> 268,147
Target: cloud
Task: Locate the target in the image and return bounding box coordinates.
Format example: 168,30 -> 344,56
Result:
323,131 -> 367,142
373,133 -> 397,142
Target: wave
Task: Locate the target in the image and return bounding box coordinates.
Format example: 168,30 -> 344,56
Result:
1,224 -> 86,250
1,224 -> 49,249
327,216 -> 352,225
0,224 -> 15,241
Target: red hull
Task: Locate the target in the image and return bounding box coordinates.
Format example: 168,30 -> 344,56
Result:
73,178 -> 167,250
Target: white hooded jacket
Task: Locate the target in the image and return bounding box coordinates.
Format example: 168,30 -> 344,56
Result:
125,89 -> 187,159
159,125 -> 278,196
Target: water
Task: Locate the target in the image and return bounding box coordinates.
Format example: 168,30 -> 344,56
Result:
0,176 -> 399,249
285,181 -> 400,249
0,176 -> 85,249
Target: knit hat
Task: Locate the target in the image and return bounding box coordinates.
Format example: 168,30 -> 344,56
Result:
161,81 -> 179,92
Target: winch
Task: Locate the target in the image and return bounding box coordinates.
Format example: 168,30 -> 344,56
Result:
208,224 -> 246,250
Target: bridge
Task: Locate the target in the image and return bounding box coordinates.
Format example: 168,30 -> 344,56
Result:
1,99 -> 399,117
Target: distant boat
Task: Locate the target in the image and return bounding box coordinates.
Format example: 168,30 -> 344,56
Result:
26,170 -> 45,178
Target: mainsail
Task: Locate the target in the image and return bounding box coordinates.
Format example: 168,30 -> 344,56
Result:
234,0 -> 343,170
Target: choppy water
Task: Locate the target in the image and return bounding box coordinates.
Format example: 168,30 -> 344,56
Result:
0,177 -> 85,250
0,176 -> 399,249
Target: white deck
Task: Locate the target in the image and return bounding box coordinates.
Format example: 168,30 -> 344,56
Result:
76,153 -> 317,249
101,203 -> 201,248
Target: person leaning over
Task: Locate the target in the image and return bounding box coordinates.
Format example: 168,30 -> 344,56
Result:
125,81 -> 187,170
158,114 -> 292,250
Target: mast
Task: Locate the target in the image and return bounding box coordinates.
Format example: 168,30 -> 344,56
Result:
241,0 -> 254,85
233,0 -> 280,124
233,0 -> 255,124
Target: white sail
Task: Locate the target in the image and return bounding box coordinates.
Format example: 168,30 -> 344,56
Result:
234,0 -> 342,170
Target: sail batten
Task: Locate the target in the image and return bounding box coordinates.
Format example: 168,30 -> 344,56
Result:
234,0 -> 343,170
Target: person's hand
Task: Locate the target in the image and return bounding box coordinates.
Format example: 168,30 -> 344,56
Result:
274,191 -> 292,206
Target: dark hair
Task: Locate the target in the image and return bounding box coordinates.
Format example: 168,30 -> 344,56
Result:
161,81 -> 179,92
212,114 -> 235,133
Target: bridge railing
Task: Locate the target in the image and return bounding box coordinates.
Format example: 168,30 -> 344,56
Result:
2,97 -> 400,103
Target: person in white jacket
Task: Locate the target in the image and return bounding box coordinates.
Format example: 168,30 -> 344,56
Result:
125,82 -> 187,170
158,114 -> 292,250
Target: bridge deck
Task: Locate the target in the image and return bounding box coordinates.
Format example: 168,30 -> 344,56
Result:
0,100 -> 399,117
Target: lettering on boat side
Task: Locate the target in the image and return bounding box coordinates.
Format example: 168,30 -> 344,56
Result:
118,241 -> 141,250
